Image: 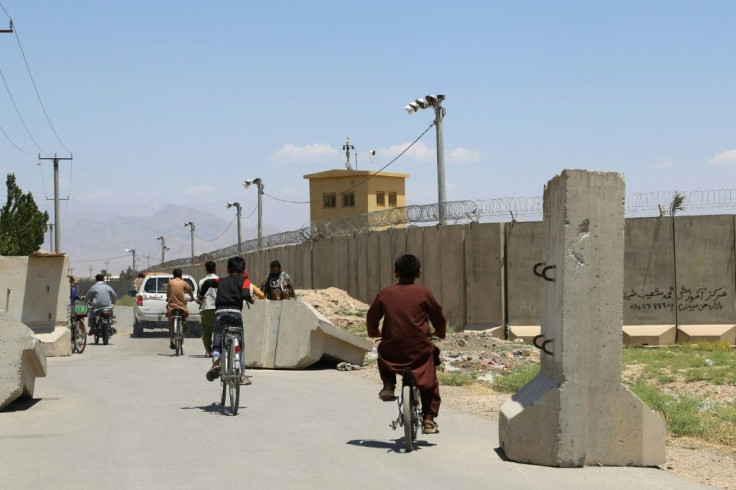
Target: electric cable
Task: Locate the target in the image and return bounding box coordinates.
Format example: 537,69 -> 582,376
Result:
195,214 -> 236,242
0,67 -> 49,154
0,124 -> 34,154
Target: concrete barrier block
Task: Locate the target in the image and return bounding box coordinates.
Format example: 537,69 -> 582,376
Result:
677,324 -> 736,345
244,299 -> 373,369
36,326 -> 72,357
508,325 -> 540,343
0,312 -> 47,410
622,325 -> 676,346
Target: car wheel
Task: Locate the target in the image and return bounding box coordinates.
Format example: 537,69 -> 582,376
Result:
133,319 -> 143,337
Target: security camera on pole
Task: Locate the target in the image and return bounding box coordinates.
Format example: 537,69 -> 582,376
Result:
243,178 -> 264,250
404,94 -> 446,225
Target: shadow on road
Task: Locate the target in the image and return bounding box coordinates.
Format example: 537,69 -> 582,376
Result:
2,398 -> 42,412
346,438 -> 436,453
180,403 -> 243,416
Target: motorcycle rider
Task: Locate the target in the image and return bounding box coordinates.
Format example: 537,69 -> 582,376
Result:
86,273 -> 117,335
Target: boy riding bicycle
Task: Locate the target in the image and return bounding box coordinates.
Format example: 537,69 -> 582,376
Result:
197,256 -> 254,383
366,254 -> 446,434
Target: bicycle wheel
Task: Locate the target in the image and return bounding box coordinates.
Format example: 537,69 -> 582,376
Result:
411,386 -> 421,441
220,346 -> 227,406
227,342 -> 240,415
74,319 -> 87,354
174,317 -> 182,356
402,384 -> 414,451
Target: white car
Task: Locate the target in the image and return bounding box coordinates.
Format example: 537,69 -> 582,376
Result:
131,272 -> 201,337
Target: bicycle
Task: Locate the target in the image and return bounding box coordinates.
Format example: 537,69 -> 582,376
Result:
389,368 -> 423,452
69,301 -> 88,354
219,325 -> 243,415
171,308 -> 185,356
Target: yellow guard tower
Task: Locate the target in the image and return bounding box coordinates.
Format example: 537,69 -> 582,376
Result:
303,169 -> 410,226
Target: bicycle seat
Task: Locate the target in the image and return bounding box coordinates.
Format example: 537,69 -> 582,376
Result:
171,308 -> 185,316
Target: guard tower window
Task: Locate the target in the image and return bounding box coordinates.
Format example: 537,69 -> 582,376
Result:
376,191 -> 386,206
323,193 -> 337,208
342,192 -> 355,207
388,192 -> 397,207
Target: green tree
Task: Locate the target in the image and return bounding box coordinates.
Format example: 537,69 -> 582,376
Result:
0,174 -> 49,255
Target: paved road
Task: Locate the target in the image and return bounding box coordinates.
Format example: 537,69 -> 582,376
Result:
1,307 -> 705,489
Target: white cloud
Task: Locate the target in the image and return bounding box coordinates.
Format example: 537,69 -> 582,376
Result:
449,147 -> 481,163
377,142 -> 435,162
184,184 -> 215,195
268,143 -> 340,163
657,160 -> 675,169
710,149 -> 736,167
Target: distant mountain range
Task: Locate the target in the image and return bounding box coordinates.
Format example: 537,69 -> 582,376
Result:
60,203 -> 279,274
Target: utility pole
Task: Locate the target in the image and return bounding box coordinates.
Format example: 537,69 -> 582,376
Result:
125,248 -> 136,276
48,223 -> 54,251
144,254 -> 150,269
184,222 -> 195,264
403,94 -> 446,224
226,202 -> 242,254
89,266 -> 92,279
38,153 -> 73,252
156,236 -> 168,265
243,178 -> 264,250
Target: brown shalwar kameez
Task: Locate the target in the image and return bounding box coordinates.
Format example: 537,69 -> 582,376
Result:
366,281 -> 446,417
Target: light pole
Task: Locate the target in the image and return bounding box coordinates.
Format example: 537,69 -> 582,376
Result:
404,94 -> 446,225
184,221 -> 195,263
144,254 -> 150,269
226,202 -> 243,255
124,248 -> 136,276
155,236 -> 169,265
243,178 -> 264,249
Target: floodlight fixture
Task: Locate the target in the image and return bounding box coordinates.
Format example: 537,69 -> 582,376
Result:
402,92 -> 447,224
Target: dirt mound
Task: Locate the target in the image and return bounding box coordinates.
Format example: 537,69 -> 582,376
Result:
296,288 -> 369,334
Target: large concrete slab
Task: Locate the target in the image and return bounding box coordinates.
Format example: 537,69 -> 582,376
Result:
674,215 -> 736,326
500,169 -> 665,467
623,217 -> 677,325
0,253 -> 69,334
439,225 -> 466,330
677,324 -> 736,345
465,223 -> 505,330
505,221 -> 543,327
35,326 -> 72,357
243,299 -> 373,369
622,325 -> 677,346
0,312 -> 47,410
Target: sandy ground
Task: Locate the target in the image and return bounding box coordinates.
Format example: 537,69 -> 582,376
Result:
297,288 -> 736,489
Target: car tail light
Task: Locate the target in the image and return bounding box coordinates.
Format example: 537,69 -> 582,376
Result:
234,344 -> 241,354
136,295 -> 143,306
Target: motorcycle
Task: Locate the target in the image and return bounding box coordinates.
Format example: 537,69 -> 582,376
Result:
89,306 -> 117,345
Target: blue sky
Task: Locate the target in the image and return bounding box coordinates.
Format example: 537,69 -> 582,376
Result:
1,1 -> 735,265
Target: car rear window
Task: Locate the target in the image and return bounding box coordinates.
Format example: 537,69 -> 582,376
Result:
143,277 -> 196,294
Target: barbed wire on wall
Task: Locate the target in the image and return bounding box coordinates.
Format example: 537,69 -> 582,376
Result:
153,188 -> 736,269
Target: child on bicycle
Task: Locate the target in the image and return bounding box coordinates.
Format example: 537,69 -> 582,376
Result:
366,253 -> 446,434
198,256 -> 254,383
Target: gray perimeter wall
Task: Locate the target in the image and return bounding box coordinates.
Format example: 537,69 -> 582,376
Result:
166,215 -> 736,333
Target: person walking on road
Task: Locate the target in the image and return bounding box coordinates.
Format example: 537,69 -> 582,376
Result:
261,260 -> 295,300
198,261 -> 218,357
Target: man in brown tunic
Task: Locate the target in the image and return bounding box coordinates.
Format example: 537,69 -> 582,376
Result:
166,268 -> 194,350
367,254 -> 446,433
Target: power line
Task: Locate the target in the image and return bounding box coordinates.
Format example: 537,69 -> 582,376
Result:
0,123 -> 34,154
0,67 -> 48,154
195,215 -> 236,242
263,122 -> 436,205
11,24 -> 72,154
